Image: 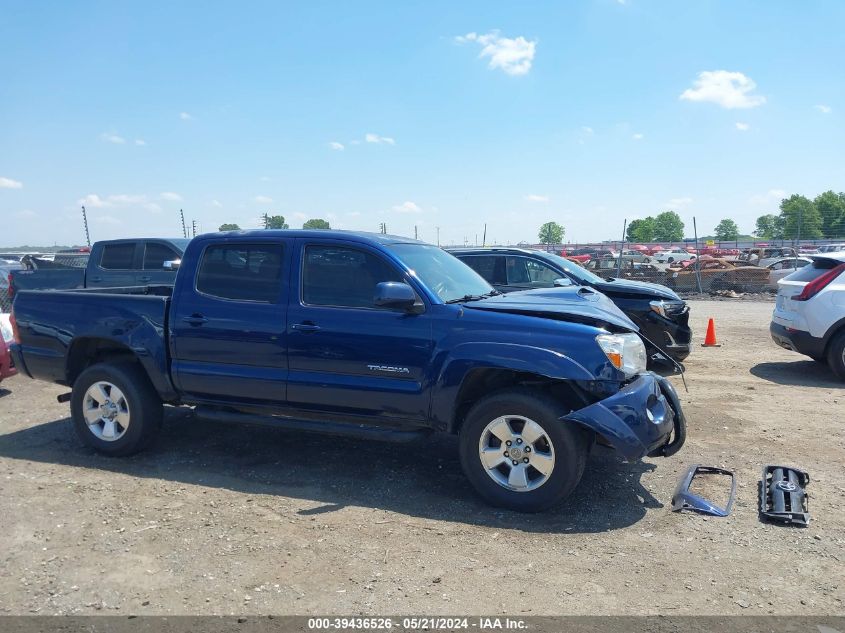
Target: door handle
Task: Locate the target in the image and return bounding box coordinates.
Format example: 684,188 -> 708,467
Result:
182,315 -> 208,326
292,322 -> 321,333
138,276 -> 151,282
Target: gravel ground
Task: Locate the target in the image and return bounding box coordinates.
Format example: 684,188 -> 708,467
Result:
0,299 -> 842,616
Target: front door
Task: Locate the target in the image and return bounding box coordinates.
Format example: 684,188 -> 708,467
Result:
170,239 -> 289,404
286,240 -> 433,421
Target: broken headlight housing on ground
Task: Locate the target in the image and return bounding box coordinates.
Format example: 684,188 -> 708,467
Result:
596,332 -> 647,378
649,300 -> 687,319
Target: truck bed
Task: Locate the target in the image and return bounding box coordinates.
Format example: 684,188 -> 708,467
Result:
12,286 -> 174,396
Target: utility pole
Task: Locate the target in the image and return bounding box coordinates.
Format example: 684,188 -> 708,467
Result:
436,226 -> 440,247
482,223 -> 487,247
262,213 -> 269,229
81,205 -> 91,247
180,209 -> 187,238
192,219 -> 197,237
414,225 -> 418,240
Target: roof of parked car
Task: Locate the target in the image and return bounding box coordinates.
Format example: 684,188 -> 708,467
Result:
446,246 -> 547,255
197,229 -> 426,247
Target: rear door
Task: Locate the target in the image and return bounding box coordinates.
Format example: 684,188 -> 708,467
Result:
88,241 -> 140,287
286,239 -> 433,421
170,238 -> 290,404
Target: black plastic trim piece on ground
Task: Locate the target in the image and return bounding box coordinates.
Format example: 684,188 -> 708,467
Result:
760,465 -> 810,526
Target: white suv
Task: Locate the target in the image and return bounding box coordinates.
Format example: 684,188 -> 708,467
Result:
770,251 -> 845,380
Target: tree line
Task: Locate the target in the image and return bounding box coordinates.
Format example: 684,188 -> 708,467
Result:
218,216 -> 331,232
755,191 -> 845,240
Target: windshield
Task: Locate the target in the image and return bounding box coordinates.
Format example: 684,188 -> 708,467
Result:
391,244 -> 494,302
539,252 -> 606,284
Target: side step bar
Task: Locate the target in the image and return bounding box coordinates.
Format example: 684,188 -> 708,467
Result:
193,407 -> 433,443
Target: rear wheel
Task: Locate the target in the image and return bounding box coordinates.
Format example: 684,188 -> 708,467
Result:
70,362 -> 163,456
458,389 -> 591,512
827,331 -> 845,381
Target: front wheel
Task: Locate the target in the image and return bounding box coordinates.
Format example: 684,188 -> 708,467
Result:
70,362 -> 163,456
458,389 -> 591,512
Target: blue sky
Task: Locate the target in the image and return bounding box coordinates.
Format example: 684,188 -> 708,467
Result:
1,0 -> 843,246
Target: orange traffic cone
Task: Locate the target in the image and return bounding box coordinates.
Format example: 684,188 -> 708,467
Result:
701,318 -> 721,347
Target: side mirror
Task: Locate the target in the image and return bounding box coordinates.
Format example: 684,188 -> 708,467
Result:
163,259 -> 181,271
553,277 -> 572,287
374,281 -> 417,311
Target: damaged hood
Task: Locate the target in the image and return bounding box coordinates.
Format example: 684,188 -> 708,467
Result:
461,287 -> 638,332
593,277 -> 680,301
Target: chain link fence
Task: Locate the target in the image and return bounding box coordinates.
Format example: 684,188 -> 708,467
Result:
587,258 -> 789,295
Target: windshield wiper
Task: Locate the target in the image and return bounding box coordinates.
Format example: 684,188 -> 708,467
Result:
484,290 -> 503,297
445,294 -> 488,304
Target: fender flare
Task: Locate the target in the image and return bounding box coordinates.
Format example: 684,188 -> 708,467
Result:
430,342 -> 598,430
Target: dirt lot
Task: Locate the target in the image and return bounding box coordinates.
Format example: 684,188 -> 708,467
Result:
0,300 -> 842,616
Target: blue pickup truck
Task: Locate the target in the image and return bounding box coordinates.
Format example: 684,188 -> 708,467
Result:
10,230 -> 685,511
9,238 -> 189,296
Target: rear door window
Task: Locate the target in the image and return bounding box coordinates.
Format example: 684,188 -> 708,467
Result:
196,243 -> 284,303
99,243 -> 136,270
460,255 -> 505,285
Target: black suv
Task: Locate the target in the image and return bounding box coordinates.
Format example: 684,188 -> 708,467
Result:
449,247 -> 692,374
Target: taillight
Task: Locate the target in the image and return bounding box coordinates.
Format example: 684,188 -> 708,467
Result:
793,263 -> 845,301
9,311 -> 20,344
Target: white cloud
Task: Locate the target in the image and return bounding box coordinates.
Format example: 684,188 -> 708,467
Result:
160,191 -> 183,202
365,133 -> 395,145
328,141 -> 345,151
135,139 -> 146,146
179,112 -> 193,120
254,195 -> 273,204
77,193 -> 160,213
666,197 -> 693,209
735,122 -> 750,131
391,201 -> 422,214
455,31 -> 537,76
815,104 -> 832,114
749,189 -> 787,206
211,199 -> 223,208
581,126 -> 594,135
525,194 -> 549,203
632,133 -> 645,140
680,70 -> 766,109
101,133 -> 126,144
0,177 -> 23,189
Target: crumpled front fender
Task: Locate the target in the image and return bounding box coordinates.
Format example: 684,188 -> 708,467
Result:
561,373 -> 686,460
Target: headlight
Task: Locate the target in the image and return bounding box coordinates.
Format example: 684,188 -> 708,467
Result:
596,332 -> 647,378
650,300 -> 687,318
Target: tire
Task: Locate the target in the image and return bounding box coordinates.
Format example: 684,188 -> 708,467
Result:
70,362 -> 163,456
458,388 -> 591,512
827,331 -> 845,381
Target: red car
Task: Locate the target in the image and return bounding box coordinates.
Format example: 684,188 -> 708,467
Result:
0,315 -> 17,383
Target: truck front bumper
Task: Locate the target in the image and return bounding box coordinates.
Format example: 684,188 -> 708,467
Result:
562,373 -> 686,461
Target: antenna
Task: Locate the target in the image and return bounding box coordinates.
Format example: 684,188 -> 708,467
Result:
81,205 -> 91,247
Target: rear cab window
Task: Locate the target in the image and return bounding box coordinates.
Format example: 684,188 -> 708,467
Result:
196,243 -> 284,303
